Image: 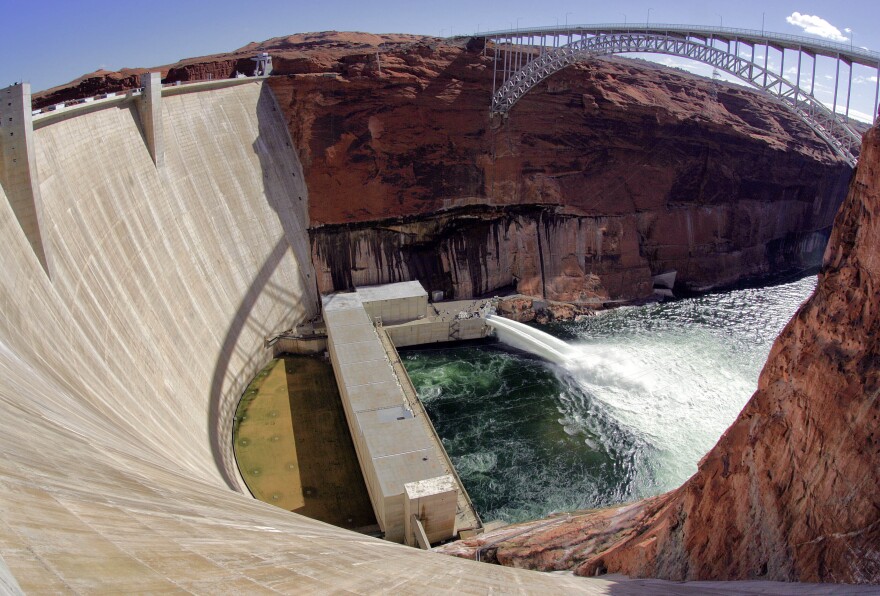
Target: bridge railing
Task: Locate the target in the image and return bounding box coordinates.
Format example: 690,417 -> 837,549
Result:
488,29 -> 870,163
476,23 -> 880,66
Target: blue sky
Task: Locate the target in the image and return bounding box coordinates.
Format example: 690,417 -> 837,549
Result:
2,0 -> 877,119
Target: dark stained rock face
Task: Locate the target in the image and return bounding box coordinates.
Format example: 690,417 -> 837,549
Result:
438,125 -> 880,584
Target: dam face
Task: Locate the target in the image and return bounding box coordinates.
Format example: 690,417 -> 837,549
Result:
0,79 -> 602,592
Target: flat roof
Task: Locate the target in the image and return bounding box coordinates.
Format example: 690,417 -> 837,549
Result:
337,360 -> 395,389
373,449 -> 448,496
405,475 -> 456,499
346,381 -> 405,413
322,292 -> 364,312
357,414 -> 434,459
356,281 -> 427,303
328,323 -> 377,345
333,339 -> 387,366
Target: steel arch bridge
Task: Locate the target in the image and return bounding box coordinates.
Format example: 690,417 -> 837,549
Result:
474,24 -> 880,166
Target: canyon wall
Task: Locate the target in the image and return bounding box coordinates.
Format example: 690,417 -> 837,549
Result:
439,124 -> 880,584
263,36 -> 851,301
311,207 -> 651,303
35,34 -> 854,303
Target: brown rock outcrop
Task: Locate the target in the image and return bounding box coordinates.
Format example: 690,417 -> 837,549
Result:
438,124 -> 880,584
497,296 -> 602,323
265,34 -> 852,301
34,32 -> 853,303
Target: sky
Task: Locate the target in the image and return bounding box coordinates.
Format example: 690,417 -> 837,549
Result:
1,0 -> 877,120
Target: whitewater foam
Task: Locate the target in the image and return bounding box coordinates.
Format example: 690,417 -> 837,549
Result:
406,277 -> 816,523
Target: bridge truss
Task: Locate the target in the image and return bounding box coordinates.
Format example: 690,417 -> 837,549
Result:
477,24 -> 880,165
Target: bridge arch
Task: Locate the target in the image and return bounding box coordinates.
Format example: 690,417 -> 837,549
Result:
482,26 -> 880,165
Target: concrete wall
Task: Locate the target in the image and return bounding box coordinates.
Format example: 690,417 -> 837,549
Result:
358,280 -> 428,325
386,317 -> 488,347
405,476 -> 458,546
0,83 -> 50,273
0,78 -> 606,592
272,336 -> 328,355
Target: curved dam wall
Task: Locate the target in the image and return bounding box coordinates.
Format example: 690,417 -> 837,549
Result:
0,80 -> 604,592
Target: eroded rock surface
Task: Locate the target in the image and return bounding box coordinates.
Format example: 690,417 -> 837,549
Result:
37,32 -> 853,303
438,124 -> 880,584
265,34 -> 851,300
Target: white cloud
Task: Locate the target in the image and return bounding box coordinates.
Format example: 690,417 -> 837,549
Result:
785,12 -> 848,42
822,102 -> 874,123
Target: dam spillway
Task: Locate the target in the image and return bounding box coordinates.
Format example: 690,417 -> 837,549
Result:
0,77 -> 601,592
485,314 -> 573,364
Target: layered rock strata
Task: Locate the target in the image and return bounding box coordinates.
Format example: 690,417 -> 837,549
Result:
37,32 -> 854,303
439,124 -> 880,584
310,207 -> 652,303
266,35 -> 851,301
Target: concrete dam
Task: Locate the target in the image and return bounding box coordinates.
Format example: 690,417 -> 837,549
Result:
0,76 -> 613,592
1,67 -> 874,592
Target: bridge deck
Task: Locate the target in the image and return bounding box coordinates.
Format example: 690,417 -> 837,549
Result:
473,23 -> 880,67
475,24 -> 878,164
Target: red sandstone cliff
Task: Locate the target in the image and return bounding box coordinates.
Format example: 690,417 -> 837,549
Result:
262,34 -> 852,302
439,124 -> 880,584
35,32 -> 854,305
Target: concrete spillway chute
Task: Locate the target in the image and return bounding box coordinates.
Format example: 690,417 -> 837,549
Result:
485,314 -> 572,364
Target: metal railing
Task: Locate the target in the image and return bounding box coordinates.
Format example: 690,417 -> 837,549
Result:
475,23 -> 880,66
487,28 -> 875,163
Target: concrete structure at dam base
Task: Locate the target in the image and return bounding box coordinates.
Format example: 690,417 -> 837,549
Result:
323,281 -> 486,547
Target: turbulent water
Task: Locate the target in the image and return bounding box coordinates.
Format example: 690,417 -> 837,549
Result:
402,276 -> 817,524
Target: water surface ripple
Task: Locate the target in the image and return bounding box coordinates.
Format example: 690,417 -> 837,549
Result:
402,276 -> 816,523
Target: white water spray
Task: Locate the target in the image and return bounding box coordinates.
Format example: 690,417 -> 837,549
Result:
485,313 -> 730,484
410,279 -> 816,521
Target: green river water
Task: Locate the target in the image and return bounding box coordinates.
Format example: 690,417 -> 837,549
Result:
401,276 -> 817,523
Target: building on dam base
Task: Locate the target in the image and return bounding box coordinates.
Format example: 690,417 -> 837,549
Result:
322,281 -> 482,546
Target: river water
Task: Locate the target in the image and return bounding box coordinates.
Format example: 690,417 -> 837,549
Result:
401,276 -> 816,524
